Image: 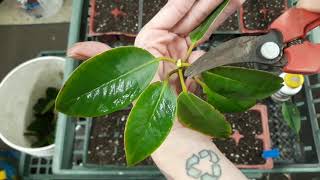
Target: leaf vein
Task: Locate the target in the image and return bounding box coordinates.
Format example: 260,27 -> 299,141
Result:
63,60 -> 158,106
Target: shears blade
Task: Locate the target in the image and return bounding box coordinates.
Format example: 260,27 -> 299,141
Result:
184,32 -> 284,77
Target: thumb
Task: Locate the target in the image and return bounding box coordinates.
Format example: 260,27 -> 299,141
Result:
297,0 -> 320,13
67,41 -> 111,60
186,50 -> 206,92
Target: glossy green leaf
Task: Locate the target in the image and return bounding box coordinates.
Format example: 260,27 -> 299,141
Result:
125,81 -> 176,166
177,92 -> 231,138
282,101 -> 301,134
202,84 -> 256,113
56,46 -> 159,117
190,0 -> 230,44
202,66 -> 283,100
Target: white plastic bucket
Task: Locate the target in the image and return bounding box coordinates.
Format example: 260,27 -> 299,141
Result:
17,0 -> 64,18
0,56 -> 65,157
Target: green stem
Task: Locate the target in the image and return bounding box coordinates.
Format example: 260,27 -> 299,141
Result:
183,43 -> 196,62
181,62 -> 191,67
166,69 -> 179,81
176,59 -> 190,68
178,69 -> 187,92
194,77 -> 207,88
157,57 -> 177,64
41,99 -> 55,114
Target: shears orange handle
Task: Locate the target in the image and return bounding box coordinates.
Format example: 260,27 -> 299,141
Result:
270,8 -> 320,74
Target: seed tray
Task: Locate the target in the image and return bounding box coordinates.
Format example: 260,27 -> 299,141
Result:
19,0 -> 320,179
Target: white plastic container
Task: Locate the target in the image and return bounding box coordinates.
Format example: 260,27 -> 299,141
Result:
0,56 -> 65,157
271,73 -> 304,102
17,0 -> 64,18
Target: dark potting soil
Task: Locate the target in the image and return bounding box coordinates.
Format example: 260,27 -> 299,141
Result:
142,0 -> 167,26
87,108 -> 154,166
226,111 -> 262,137
214,137 -> 265,165
213,110 -> 266,165
217,11 -> 239,32
243,0 -> 287,30
93,0 -> 139,34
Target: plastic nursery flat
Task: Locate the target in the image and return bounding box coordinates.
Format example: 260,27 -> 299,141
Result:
88,0 -> 166,36
232,104 -> 273,169
239,0 -> 289,33
216,11 -> 241,34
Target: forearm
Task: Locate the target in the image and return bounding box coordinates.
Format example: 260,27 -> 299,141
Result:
151,124 -> 247,180
297,0 -> 320,12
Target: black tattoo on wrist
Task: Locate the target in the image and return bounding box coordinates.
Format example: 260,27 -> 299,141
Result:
186,149 -> 221,180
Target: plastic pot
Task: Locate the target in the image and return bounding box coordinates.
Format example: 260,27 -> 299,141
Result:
231,104 -> 274,169
0,56 -> 65,157
88,0 -> 139,36
239,0 -> 288,33
88,0 -> 166,37
216,10 -> 241,34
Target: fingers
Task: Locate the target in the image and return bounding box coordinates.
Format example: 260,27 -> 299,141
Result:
146,0 -> 196,30
187,50 -> 206,64
167,36 -> 189,60
297,0 -> 320,13
197,0 -> 244,43
172,0 -> 224,35
135,29 -> 179,57
67,42 -> 111,60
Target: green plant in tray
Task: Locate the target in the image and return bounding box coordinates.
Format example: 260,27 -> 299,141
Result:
55,0 -> 283,166
282,101 -> 301,134
25,87 -> 59,147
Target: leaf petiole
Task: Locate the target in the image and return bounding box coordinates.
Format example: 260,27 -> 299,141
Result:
194,77 -> 207,88
41,99 -> 55,114
178,69 -> 187,93
183,43 -> 196,62
157,57 -> 177,64
165,69 -> 179,81
181,62 -> 191,68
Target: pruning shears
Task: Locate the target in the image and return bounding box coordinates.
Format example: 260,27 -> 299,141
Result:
185,8 -> 320,77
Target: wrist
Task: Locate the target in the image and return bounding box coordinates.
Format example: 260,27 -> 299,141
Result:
151,124 -> 247,180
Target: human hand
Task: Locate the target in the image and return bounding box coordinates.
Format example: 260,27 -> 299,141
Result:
67,41 -> 111,60
67,1 -> 246,179
67,41 -> 247,180
297,0 -> 320,13
135,0 -> 244,82
134,0 -> 246,179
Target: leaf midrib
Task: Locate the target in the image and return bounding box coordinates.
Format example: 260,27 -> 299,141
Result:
186,94 -> 211,122
127,82 -> 172,163
206,71 -> 249,88
206,68 -> 281,91
205,71 -> 267,95
63,60 -> 158,105
182,93 -> 227,136
204,86 -> 254,109
191,0 -> 230,43
148,83 -> 168,126
284,103 -> 300,133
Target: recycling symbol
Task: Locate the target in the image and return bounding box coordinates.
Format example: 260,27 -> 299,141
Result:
186,150 -> 221,180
